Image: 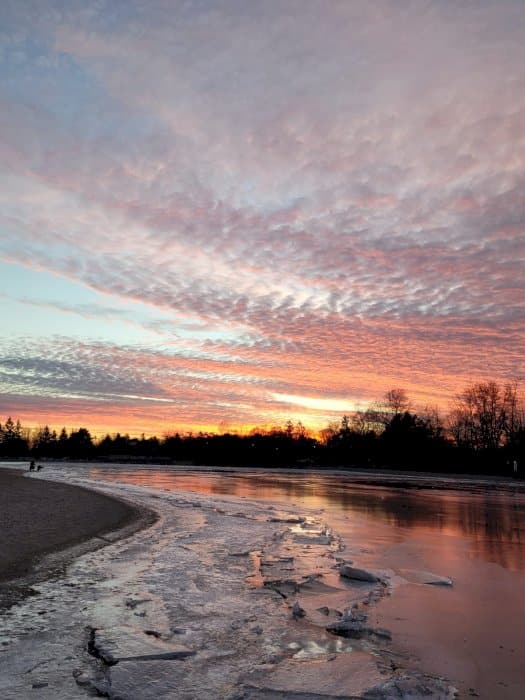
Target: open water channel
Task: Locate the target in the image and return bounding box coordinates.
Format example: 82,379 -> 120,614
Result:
86,466 -> 525,699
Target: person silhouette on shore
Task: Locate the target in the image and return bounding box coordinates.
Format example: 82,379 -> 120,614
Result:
29,460 -> 35,471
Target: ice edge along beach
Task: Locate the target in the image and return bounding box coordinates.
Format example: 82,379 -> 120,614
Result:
0,467 -> 457,699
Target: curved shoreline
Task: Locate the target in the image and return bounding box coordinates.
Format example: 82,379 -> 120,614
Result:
0,466 -> 462,697
0,468 -> 156,608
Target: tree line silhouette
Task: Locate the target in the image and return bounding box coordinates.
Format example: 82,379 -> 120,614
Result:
1,381 -> 524,476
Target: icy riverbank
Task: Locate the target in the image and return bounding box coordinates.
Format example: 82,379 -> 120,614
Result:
1,469 -> 457,699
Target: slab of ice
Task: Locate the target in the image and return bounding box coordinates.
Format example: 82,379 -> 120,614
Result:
91,626 -> 195,664
339,564 -> 382,583
243,651 -> 386,698
398,569 -> 453,586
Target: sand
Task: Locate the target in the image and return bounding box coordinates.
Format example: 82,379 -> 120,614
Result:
0,467 -> 147,606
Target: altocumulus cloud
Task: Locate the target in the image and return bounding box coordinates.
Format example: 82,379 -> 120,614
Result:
0,0 -> 524,432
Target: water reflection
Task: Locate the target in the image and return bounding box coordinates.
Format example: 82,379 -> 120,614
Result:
83,465 -> 525,697
88,466 -> 525,572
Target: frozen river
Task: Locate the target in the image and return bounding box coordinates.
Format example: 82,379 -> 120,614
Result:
88,466 -> 525,698
3,463 -> 525,698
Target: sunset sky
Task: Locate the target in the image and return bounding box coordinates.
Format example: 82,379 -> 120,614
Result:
1,1 -> 524,437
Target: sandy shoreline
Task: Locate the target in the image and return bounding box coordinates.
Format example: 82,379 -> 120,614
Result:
0,467 -> 155,608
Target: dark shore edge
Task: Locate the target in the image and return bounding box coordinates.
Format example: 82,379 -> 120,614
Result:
0,467 -> 158,609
